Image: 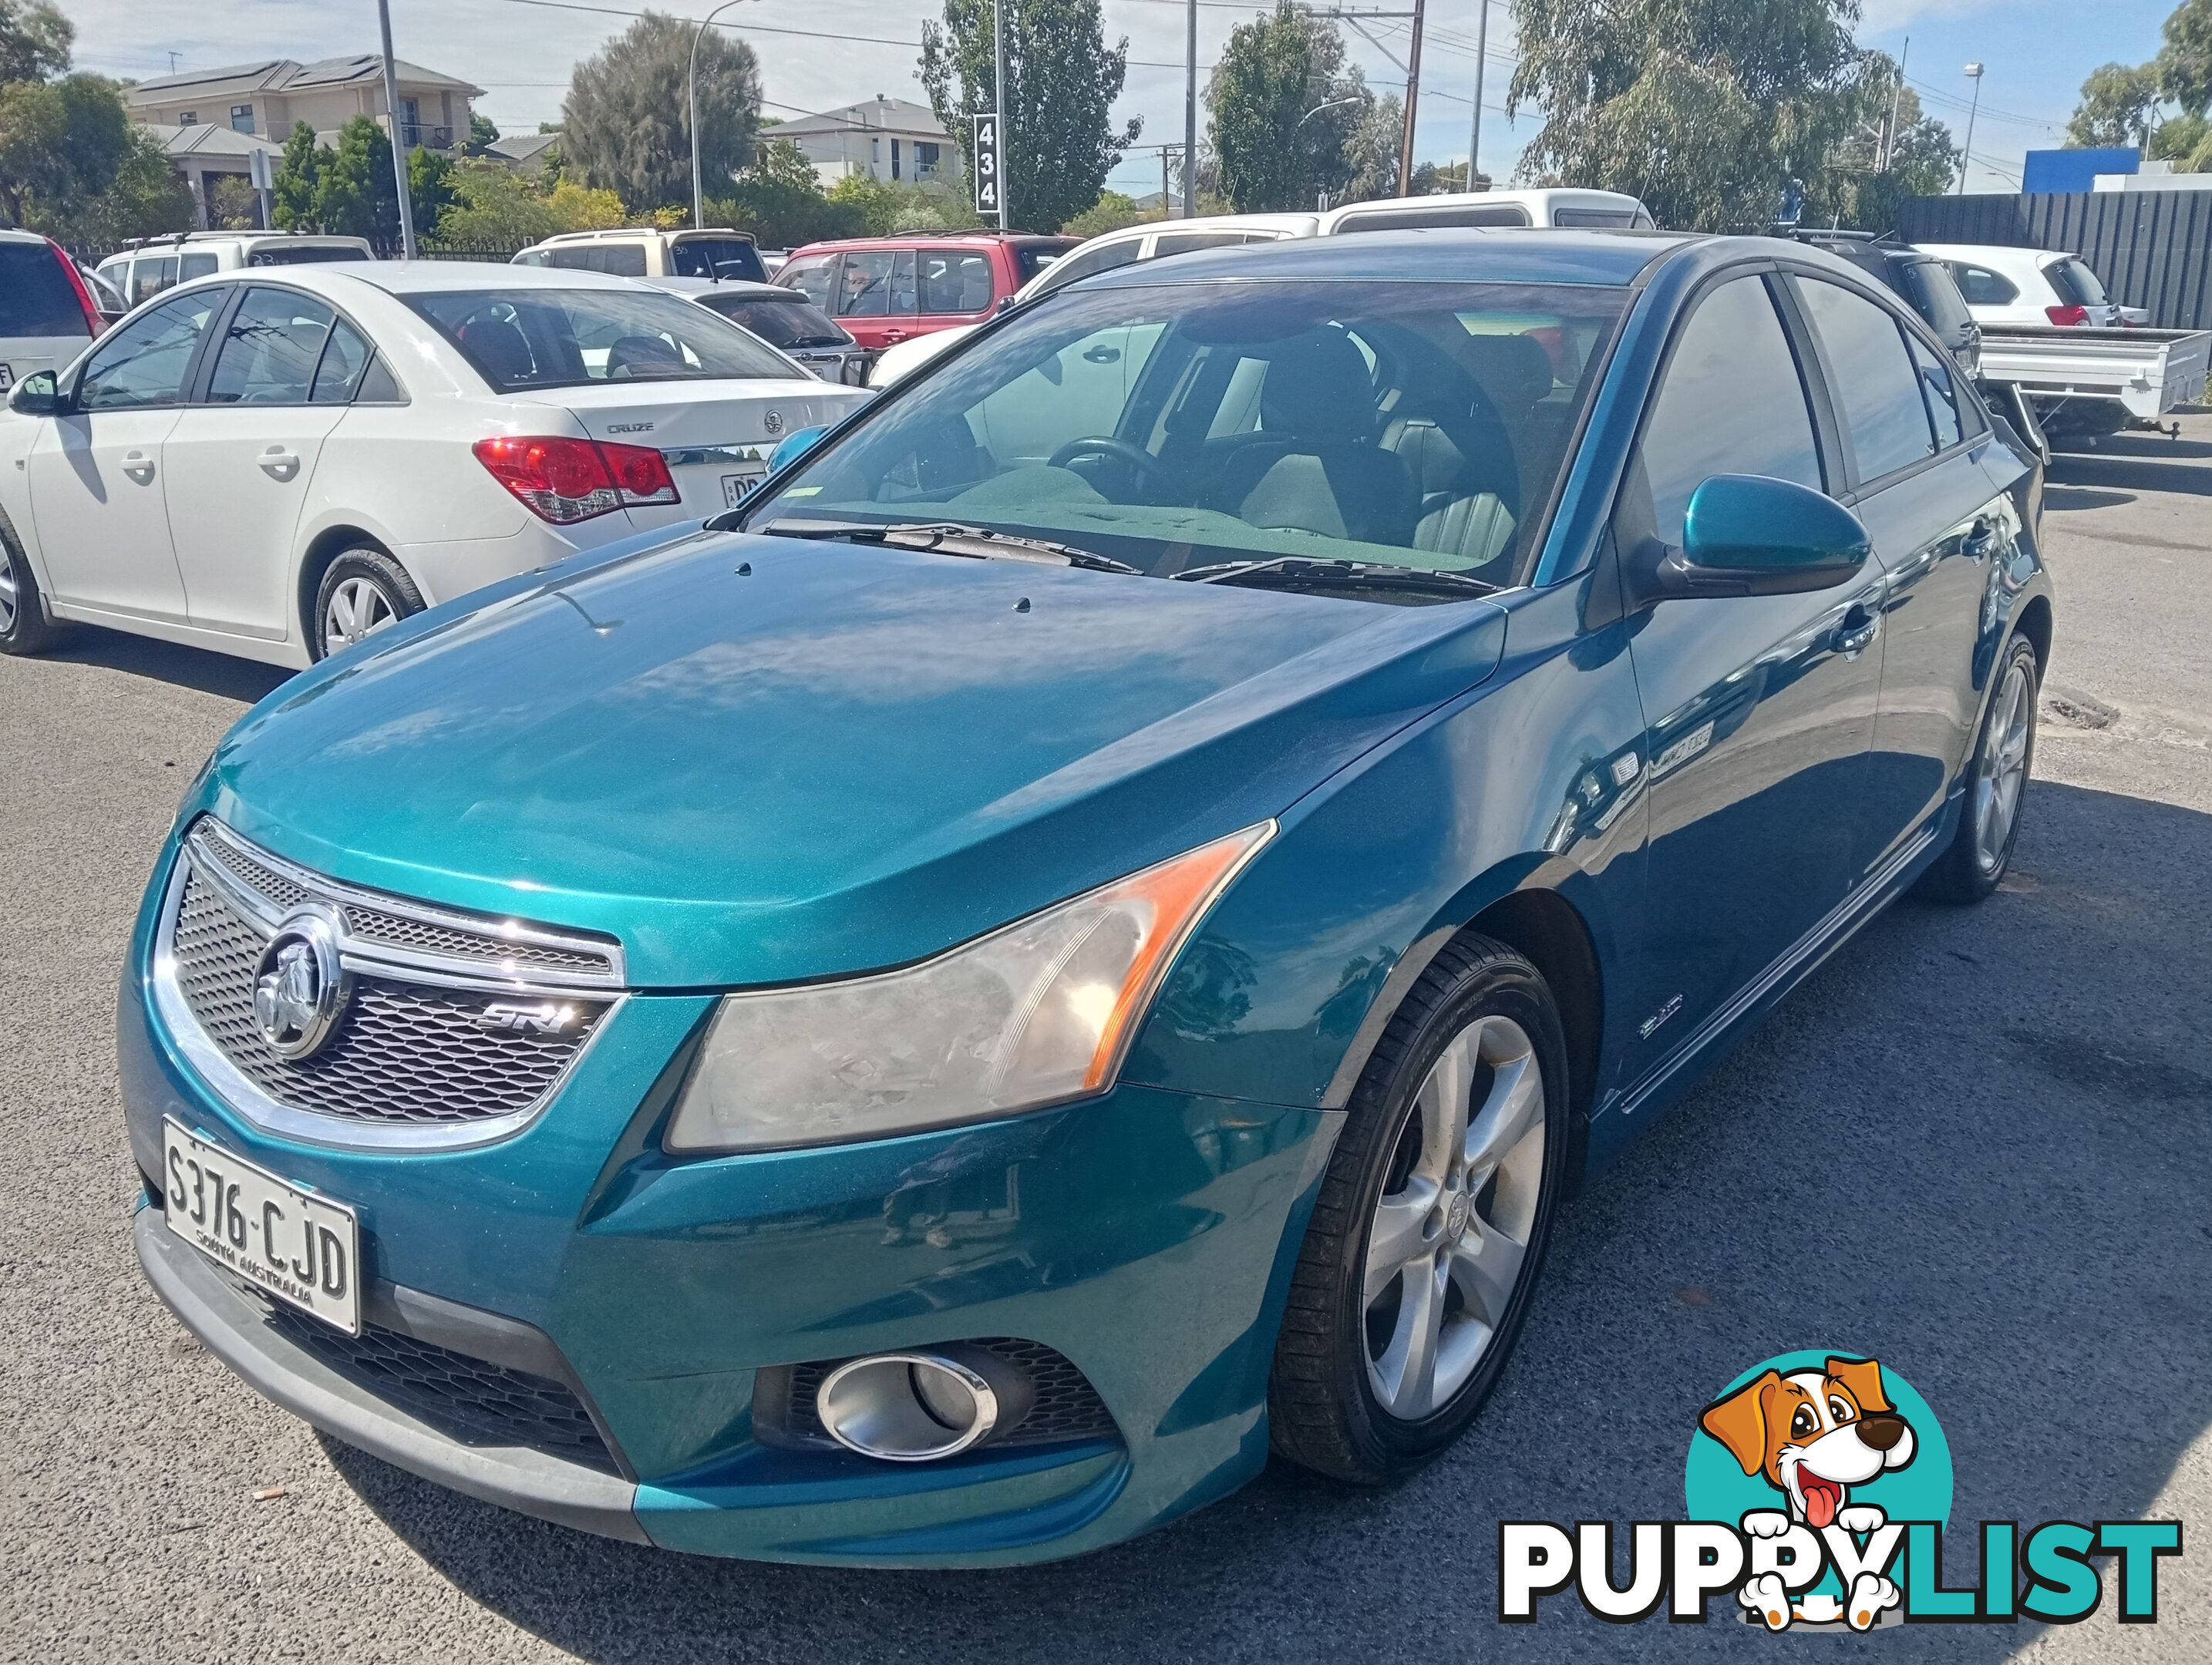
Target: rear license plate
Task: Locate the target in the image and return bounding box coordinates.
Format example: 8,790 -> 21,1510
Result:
722,466 -> 766,509
162,1119 -> 361,1334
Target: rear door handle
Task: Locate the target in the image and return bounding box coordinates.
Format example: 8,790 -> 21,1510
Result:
1833,601 -> 1880,658
122,449 -> 155,482
259,446 -> 301,480
1961,518 -> 1998,559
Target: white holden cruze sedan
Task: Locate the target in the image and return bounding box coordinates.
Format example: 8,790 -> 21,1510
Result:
0,262 -> 868,665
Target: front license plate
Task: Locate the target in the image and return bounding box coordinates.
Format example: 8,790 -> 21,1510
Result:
162,1119 -> 360,1334
722,467 -> 766,509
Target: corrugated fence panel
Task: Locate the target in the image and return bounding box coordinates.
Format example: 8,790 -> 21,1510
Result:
1898,190 -> 2212,330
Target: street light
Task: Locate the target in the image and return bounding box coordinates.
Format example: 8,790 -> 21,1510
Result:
690,0 -> 755,230
1958,62 -> 1984,197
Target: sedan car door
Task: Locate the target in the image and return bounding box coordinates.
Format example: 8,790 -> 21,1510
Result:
1611,271 -> 1889,1082
160,285 -> 352,641
1786,274 -> 2022,861
25,288 -> 221,623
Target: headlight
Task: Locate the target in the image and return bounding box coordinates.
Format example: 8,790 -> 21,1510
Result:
665,823 -> 1273,1153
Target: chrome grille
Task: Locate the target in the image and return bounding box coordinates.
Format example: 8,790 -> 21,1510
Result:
157,820 -> 624,1144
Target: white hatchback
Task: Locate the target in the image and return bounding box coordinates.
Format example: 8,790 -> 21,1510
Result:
0,262 -> 866,665
1917,244 -> 2148,329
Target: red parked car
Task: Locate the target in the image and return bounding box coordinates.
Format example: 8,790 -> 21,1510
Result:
774,233 -> 1078,352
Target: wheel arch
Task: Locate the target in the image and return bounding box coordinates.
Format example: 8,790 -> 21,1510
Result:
296,524 -> 396,644
2013,590 -> 2052,677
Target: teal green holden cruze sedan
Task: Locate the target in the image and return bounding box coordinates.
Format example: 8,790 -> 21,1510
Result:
122,230 -> 2051,1565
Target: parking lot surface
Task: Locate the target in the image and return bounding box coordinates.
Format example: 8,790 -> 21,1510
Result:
3,419 -> 2208,1661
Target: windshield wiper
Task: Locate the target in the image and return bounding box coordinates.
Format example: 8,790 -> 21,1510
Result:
756,518 -> 1140,574
1173,555 -> 1496,596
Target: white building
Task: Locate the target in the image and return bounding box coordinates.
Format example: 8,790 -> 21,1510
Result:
772,97 -> 955,192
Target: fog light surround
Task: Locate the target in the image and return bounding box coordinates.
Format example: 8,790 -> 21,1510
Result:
816,1347 -> 1035,1462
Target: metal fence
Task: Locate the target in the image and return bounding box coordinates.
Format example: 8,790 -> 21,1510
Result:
1897,190 -> 2212,331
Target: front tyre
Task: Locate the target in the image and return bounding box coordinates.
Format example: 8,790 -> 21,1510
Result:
1917,634 -> 2039,904
311,547 -> 423,661
1269,934 -> 1570,1484
0,512 -> 60,655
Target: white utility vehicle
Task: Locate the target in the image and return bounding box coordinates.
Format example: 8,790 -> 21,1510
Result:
94,232 -> 373,308
512,227 -> 769,282
0,262 -> 865,664
868,189 -> 1655,387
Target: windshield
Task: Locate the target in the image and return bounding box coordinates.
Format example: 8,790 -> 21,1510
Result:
702,292 -> 852,348
2046,257 -> 2109,308
408,288 -> 798,392
744,278 -> 1628,599
247,244 -> 369,266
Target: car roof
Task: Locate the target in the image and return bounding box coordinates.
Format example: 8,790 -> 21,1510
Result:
786,232 -> 1079,255
1074,226 -> 1690,290
1914,244 -> 2071,267
0,227 -> 51,246
265,260 -> 672,295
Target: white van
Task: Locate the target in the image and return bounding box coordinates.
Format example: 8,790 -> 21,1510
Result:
511,227 -> 769,283
95,232 -> 373,310
869,188 -> 1655,385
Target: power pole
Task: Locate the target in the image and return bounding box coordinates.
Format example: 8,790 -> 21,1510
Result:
1395,0 -> 1425,197
994,0 -> 1012,228
1466,0 -> 1486,190
376,0 -> 416,258
1883,35 -> 1909,171
1958,62 -> 1983,195
1183,0 -> 1197,217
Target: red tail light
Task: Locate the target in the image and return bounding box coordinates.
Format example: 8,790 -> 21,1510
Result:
472,436 -> 679,524
2045,304 -> 2089,326
45,237 -> 104,337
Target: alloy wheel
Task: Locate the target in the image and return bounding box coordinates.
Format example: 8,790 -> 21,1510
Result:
1973,658 -> 2032,873
0,546 -> 17,635
1363,1013 -> 1546,1421
323,576 -> 396,653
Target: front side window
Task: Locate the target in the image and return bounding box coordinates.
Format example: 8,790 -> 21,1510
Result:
1794,278 -> 1938,483
743,278 -> 1629,601
76,290 -> 219,410
207,286 -> 336,404
837,250 -> 915,317
409,288 -> 796,391
1623,274 -> 1823,549
1948,262 -> 2018,308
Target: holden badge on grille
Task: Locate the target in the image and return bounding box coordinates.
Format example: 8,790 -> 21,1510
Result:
251,909 -> 351,1060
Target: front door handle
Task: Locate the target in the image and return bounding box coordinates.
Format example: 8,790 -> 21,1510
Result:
1833,601 -> 1880,658
259,446 -> 301,480
121,449 -> 155,482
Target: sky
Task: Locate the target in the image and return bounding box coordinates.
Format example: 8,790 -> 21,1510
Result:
56,0 -> 2185,202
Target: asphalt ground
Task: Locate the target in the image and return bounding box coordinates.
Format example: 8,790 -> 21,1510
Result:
2,417 -> 2208,1663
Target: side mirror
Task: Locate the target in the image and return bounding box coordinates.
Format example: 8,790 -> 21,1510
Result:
768,424 -> 830,473
996,296 -> 1015,314
8,371 -> 61,415
1631,474 -> 1870,604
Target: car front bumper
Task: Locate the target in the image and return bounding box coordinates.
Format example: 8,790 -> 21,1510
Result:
119,892 -> 1340,1566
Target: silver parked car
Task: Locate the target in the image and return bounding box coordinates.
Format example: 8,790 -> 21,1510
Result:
640,276 -> 870,385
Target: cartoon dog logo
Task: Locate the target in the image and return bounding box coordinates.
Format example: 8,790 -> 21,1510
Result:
1699,1355 -> 1917,1630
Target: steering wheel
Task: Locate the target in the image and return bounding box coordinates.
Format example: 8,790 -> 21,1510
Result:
1045,436 -> 1178,500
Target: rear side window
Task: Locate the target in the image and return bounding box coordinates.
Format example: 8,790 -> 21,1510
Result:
180,251 -> 219,279
779,253 -> 835,308
207,286 -> 336,404
1553,208 -> 1638,227
130,255 -> 178,304
837,250 -> 916,316
1152,230 -> 1249,257
76,290 -> 219,410
0,242 -> 89,337
917,249 -> 994,313
548,244 -> 648,276
1626,274 -> 1824,547
1335,204 -> 1531,231
1795,278 -> 1938,482
1947,262 -> 2018,307
2045,257 -> 2108,308
311,318 -> 375,403
1013,244 -> 1066,283
1905,334 -> 1965,449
